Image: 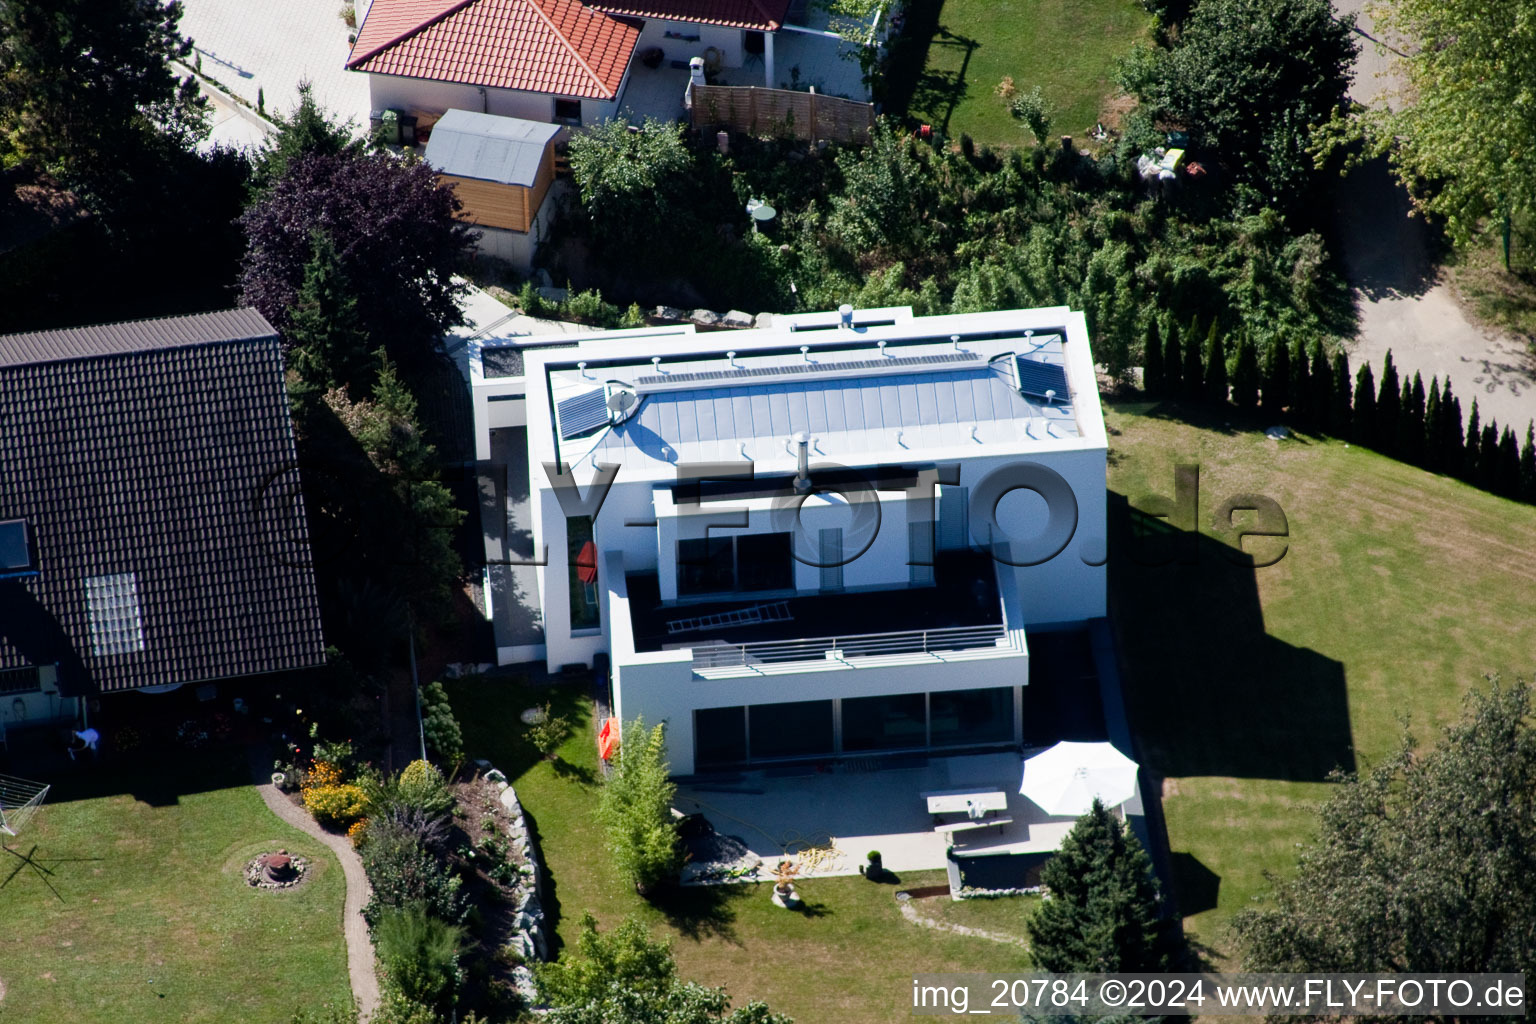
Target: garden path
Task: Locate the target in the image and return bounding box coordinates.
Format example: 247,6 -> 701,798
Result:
250,752 -> 381,1020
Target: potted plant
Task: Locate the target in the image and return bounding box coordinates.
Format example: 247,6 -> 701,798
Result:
770,859 -> 802,908
865,849 -> 883,881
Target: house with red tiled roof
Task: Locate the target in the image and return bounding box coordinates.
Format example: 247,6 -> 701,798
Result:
347,0 -> 847,129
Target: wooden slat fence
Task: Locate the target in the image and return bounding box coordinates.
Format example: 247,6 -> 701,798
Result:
689,84 -> 875,145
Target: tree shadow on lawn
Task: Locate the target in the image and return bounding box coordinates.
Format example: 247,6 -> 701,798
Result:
882,0 -> 978,133
1167,851 -> 1220,918
1108,491 -> 1355,783
651,881 -> 748,943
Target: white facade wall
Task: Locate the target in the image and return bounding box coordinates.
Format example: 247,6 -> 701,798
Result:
364,73 -> 625,126
0,666 -> 77,729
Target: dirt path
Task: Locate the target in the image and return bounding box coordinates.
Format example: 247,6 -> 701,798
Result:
250,754 -> 380,1020
896,892 -> 1031,947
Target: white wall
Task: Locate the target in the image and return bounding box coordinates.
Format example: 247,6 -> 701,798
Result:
1,666 -> 77,729
365,74 -> 623,125
634,20 -> 745,68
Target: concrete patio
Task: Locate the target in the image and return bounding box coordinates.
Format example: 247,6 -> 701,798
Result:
674,749 -> 1137,880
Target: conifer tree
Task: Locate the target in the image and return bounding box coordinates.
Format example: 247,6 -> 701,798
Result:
1352,362 -> 1376,446
1289,337 -> 1311,422
1263,336 -> 1290,416
287,229 -> 371,394
1182,318 -> 1205,402
1204,327 -> 1229,405
1399,373 -> 1427,465
1231,334 -> 1261,411
1309,341 -> 1332,429
1496,426 -> 1521,498
1376,352 -> 1401,456
1464,400 -> 1482,482
1423,377 -> 1443,472
1143,319 -> 1164,396
1520,423 -> 1536,504
1025,800 -> 1175,972
1329,350 -> 1352,437
1477,419 -> 1500,491
1440,379 -> 1465,471
1163,320 -> 1183,398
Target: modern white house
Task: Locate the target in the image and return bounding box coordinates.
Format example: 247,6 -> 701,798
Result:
469,305 -> 1107,775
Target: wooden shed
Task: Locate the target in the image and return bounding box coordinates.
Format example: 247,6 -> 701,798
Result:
424,110 -> 561,235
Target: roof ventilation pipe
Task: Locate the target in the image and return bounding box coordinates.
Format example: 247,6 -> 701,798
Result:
793,431 -> 812,493
838,303 -> 854,329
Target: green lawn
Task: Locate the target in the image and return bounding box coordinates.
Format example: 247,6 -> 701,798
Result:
444,678 -> 1034,1024
0,758 -> 351,1023
890,0 -> 1151,148
1104,398 -> 1536,961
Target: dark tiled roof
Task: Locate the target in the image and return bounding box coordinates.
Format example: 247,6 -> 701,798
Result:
0,310 -> 327,695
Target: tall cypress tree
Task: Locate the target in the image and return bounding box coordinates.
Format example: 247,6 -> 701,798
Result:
1353,362 -> 1376,446
1329,350 -> 1351,437
1143,319 -> 1164,396
1289,337 -> 1312,422
1496,426 -> 1522,498
1397,377 -> 1422,465
1520,422 -> 1536,504
1163,320 -> 1183,398
1477,419 -> 1500,491
1263,336 -> 1290,416
1205,327 -> 1229,405
1024,800 -> 1174,972
1464,400 -> 1482,482
1440,379 -> 1465,471
1309,342 -> 1332,429
1231,333 -> 1261,411
1182,317 -> 1206,402
1376,352 -> 1401,456
1423,377 -> 1443,472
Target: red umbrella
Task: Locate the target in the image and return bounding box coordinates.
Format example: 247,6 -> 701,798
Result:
576,541 -> 598,585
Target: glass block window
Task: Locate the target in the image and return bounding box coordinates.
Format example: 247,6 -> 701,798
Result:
84,573 -> 145,655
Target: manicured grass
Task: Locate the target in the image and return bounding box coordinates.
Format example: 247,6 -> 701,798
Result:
444,677 -> 1033,1024
0,758 -> 351,1023
1103,398 -> 1536,961
891,0 -> 1151,148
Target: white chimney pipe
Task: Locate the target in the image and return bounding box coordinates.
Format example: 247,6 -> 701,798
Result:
878,340 -> 888,358
651,356 -> 662,374
793,431 -> 811,492
838,303 -> 853,328
578,360 -> 589,379
727,350 -> 737,367
800,345 -> 810,362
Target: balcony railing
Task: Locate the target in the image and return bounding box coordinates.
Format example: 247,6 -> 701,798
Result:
691,623 -> 1012,674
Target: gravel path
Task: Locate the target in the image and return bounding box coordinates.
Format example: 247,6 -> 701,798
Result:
895,892 -> 1031,947
250,755 -> 380,1020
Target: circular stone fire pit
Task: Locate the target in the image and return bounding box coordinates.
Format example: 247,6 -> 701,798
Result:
245,850 -> 308,890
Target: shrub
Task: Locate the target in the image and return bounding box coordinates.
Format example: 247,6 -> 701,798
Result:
1009,87 -> 1052,145
419,682 -> 464,769
373,905 -> 465,1010
362,830 -> 469,925
304,782 -> 369,830
535,913 -> 677,1006
596,719 -> 682,894
526,702 -> 567,761
369,994 -> 440,1024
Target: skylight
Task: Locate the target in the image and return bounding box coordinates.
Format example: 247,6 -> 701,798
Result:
0,519 -> 33,576
84,572 -> 145,656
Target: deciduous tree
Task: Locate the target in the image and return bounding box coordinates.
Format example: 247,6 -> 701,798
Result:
1234,678 -> 1536,978
597,720 -> 682,895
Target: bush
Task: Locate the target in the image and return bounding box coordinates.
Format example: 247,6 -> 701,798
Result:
304,783 -> 369,830
373,905 -> 465,1010
596,719 -> 682,894
419,682 -> 464,769
1009,87 -> 1052,146
362,830 -> 469,926
535,913 -> 676,1006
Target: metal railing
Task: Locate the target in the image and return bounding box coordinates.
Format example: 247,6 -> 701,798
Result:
691,623 -> 1010,671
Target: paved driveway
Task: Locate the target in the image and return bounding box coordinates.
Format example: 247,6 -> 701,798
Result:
1329,1 -> 1536,434
179,0 -> 372,126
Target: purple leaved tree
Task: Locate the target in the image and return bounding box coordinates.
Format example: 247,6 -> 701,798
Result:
239,152 -> 472,362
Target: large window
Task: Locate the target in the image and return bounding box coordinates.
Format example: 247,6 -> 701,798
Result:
694,706 -> 747,769
748,700 -> 833,760
842,693 -> 928,751
930,687 -> 1015,747
567,516 -> 601,631
677,532 -> 793,596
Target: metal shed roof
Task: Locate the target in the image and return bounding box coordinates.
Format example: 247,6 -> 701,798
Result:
424,109 -> 561,187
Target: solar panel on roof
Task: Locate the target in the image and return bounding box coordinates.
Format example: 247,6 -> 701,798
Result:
634,351 -> 978,388
0,519 -> 31,572
556,387 -> 610,439
1013,356 -> 1069,401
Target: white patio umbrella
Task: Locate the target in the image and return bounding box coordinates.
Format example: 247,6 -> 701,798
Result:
1020,741 -> 1139,816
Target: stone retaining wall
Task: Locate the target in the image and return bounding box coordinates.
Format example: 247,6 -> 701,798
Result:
481,766 -> 548,1008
